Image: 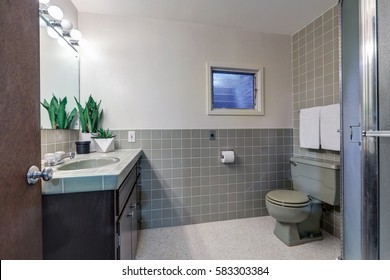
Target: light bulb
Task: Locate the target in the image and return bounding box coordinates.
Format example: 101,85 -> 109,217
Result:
47,27 -> 59,39
48,6 -> 63,20
39,0 -> 51,4
61,19 -> 73,31
70,29 -> 82,40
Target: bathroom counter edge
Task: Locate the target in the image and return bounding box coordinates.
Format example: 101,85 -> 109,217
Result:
41,149 -> 142,195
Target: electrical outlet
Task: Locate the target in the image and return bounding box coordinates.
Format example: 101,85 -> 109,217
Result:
128,131 -> 136,143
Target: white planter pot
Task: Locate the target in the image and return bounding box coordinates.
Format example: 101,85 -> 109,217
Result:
81,132 -> 96,152
94,138 -> 115,153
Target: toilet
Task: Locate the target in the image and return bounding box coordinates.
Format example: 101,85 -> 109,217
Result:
265,156 -> 340,246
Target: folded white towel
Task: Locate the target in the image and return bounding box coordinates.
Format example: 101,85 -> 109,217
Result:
320,104 -> 340,151
299,106 -> 321,149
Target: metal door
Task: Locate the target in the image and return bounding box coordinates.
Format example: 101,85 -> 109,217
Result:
341,0 -> 364,259
341,0 -> 390,259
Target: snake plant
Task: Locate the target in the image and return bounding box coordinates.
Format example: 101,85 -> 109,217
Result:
41,94 -> 77,129
74,95 -> 103,133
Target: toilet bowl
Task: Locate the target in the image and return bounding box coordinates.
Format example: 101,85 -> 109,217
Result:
265,157 -> 340,246
266,190 -> 323,246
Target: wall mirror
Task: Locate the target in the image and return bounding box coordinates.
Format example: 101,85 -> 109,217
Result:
39,15 -> 80,129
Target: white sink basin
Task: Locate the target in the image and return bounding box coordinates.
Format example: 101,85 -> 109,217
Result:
57,157 -> 120,171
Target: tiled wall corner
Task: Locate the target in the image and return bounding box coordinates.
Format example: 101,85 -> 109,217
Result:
114,128 -> 293,229
292,5 -> 341,238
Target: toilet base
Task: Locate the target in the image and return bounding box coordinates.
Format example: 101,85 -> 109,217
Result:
274,221 -> 323,246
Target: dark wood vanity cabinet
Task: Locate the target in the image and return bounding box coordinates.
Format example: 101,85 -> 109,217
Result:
42,159 -> 141,260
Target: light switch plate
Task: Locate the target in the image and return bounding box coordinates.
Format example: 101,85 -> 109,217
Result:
128,131 -> 136,142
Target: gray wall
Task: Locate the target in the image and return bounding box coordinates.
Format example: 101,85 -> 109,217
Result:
292,5 -> 340,162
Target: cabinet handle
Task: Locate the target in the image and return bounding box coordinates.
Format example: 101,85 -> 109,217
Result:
130,203 -> 137,209
127,211 -> 134,218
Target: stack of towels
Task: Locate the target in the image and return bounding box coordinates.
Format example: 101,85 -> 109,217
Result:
299,104 -> 340,151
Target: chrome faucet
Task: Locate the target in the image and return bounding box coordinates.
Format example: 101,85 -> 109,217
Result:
46,152 -> 76,166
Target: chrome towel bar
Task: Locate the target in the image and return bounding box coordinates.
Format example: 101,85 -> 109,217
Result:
362,130 -> 390,137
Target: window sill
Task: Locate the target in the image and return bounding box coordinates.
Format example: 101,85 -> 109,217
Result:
207,108 -> 264,116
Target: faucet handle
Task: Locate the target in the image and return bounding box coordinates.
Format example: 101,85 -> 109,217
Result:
69,152 -> 75,159
44,153 -> 55,165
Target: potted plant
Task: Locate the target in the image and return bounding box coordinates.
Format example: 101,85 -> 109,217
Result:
74,95 -> 103,152
41,94 -> 77,129
92,128 -> 116,153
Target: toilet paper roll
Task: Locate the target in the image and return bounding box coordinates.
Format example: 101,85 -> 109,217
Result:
221,151 -> 235,163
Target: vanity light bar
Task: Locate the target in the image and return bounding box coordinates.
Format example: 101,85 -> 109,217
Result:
39,3 -> 83,48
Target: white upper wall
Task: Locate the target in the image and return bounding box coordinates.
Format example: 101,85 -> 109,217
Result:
78,13 -> 292,129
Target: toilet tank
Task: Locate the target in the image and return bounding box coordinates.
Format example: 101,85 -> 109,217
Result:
290,157 -> 340,205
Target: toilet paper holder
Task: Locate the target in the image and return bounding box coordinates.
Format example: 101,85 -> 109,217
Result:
220,150 -> 235,163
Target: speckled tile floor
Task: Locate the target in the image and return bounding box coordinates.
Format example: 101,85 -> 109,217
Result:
136,216 -> 341,260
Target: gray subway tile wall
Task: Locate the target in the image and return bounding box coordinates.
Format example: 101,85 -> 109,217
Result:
113,128 -> 293,229
41,129 -> 79,159
292,5 -> 341,238
292,5 -> 340,162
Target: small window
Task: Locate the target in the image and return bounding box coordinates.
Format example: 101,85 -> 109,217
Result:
207,64 -> 264,115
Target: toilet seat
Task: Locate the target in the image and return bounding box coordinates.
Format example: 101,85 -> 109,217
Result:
266,190 -> 311,208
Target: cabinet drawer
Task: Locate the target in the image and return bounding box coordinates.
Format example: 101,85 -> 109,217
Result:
116,165 -> 137,216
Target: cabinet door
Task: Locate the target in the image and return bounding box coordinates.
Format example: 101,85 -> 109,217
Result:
43,191 -> 115,260
130,189 -> 138,259
117,194 -> 133,260
117,160 -> 141,260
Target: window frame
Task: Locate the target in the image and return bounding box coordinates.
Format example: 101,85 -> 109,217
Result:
206,63 -> 264,116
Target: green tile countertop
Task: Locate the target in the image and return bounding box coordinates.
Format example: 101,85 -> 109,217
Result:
41,149 -> 142,195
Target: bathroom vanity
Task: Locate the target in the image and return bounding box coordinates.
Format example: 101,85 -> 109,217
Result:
41,149 -> 142,260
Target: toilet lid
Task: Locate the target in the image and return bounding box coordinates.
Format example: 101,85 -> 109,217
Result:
266,190 -> 310,207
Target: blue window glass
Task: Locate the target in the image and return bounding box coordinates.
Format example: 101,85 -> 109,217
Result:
212,70 -> 255,109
